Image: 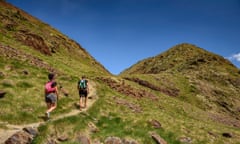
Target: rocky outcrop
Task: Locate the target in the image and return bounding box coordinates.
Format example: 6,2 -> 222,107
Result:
5,127 -> 38,144
15,31 -> 52,56
124,77 -> 179,97
0,44 -> 58,73
96,77 -> 158,100
150,132 -> 167,144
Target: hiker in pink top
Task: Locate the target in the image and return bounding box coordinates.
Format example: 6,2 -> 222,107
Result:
44,73 -> 59,119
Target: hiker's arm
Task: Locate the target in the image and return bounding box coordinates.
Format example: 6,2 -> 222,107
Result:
87,82 -> 90,94
55,87 -> 59,100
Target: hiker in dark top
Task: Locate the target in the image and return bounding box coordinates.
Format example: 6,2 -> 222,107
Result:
77,76 -> 89,110
44,73 -> 59,119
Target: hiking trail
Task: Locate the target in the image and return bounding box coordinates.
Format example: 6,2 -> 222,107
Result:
0,81 -> 97,143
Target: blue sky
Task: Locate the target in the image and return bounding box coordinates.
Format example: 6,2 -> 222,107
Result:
6,0 -> 240,75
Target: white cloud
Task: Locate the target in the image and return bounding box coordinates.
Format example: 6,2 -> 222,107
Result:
227,53 -> 240,68
231,53 -> 240,61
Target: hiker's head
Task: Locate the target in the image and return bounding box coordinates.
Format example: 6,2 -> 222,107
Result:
48,73 -> 55,81
82,76 -> 86,79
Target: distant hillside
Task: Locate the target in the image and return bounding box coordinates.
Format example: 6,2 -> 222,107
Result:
121,43 -> 238,75
121,43 -> 240,126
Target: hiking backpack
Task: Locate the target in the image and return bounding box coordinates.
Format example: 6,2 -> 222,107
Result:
79,79 -> 87,89
45,81 -> 56,93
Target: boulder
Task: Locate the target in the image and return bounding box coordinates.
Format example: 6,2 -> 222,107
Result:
0,90 -> 6,98
150,132 -> 167,144
5,131 -> 32,144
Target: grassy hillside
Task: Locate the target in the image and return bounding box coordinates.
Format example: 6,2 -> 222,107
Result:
1,1 -> 240,144
0,1 -> 109,76
120,43 -> 240,143
120,43 -> 240,115
34,75 -> 240,144
0,0 -> 109,124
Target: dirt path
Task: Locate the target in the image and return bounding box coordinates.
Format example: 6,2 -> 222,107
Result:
0,81 -> 97,143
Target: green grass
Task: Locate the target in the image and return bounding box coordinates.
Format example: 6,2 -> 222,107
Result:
0,58 -> 79,124
1,51 -> 240,143
1,4 -> 240,143
33,85 -> 183,143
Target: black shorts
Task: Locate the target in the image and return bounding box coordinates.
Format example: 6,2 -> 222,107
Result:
79,89 -> 88,97
45,93 -> 57,103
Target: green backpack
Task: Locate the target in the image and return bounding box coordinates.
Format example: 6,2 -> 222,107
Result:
79,80 -> 87,89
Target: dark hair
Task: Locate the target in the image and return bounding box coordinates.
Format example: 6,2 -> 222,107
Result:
48,73 -> 55,81
51,82 -> 57,88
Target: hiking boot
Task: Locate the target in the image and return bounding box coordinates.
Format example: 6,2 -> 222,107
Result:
45,112 -> 50,118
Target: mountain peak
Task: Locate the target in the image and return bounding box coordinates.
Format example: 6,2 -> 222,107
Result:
121,43 -> 236,75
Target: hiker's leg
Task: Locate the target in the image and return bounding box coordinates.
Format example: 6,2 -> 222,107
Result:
79,90 -> 83,108
84,96 -> 87,108
83,90 -> 88,107
45,102 -> 51,115
79,96 -> 83,108
45,103 -> 53,119
47,103 -> 56,113
46,102 -> 51,109
51,103 -> 57,111
46,94 -> 57,113
45,96 -> 51,110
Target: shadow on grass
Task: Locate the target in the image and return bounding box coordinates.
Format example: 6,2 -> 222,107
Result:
38,115 -> 49,122
74,102 -> 80,109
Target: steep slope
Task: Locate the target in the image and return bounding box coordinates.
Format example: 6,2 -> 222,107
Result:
0,1 -> 110,76
0,0 -> 110,126
121,43 -> 240,124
